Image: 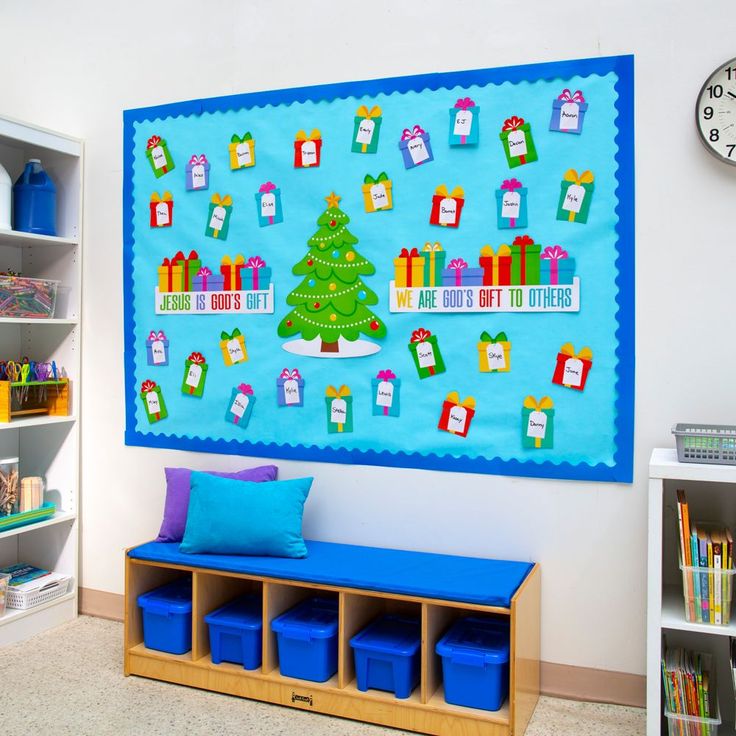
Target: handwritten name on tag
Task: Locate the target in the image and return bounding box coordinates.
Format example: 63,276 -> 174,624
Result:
261,192 -> 276,218
301,140 -> 317,166
235,142 -> 252,167
416,341 -> 436,368
486,343 -> 506,370
439,197 -> 458,225
502,191 -> 521,220
453,109 -> 473,136
526,410 -> 548,439
186,364 -> 202,388
284,379 -> 300,405
210,206 -> 226,231
370,183 -> 388,209
563,357 -> 584,387
559,102 -> 580,131
191,165 -> 206,188
146,392 -> 161,414
330,398 -> 347,424
375,381 -> 394,407
152,340 -> 166,364
562,184 -> 585,213
231,394 -> 249,417
227,338 -> 245,363
448,406 -> 468,433
408,137 -> 429,164
155,202 -> 170,226
356,119 -> 375,144
507,130 -> 527,157
151,146 -> 166,169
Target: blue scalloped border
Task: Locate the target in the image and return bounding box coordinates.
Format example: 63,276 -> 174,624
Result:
123,54 -> 635,483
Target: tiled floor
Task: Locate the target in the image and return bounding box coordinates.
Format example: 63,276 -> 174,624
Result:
0,616 -> 645,735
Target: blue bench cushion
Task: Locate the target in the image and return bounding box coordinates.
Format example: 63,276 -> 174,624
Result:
128,540 -> 533,608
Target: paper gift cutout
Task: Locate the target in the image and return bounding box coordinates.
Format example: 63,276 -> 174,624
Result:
182,352 -> 208,397
226,383 -> 255,427
185,154 -> 210,190
438,392 -> 476,438
449,97 -> 479,146
495,179 -> 528,229
441,258 -> 484,287
145,135 -> 174,178
398,125 -> 433,169
192,266 -> 225,292
220,328 -> 248,366
220,255 -> 246,291
229,133 -> 256,169
157,258 -> 184,293
325,385 -> 353,433
510,235 -> 541,286
408,328 -> 446,379
371,369 -> 400,417
540,246 -> 576,285
522,396 -> 554,449
206,194 -> 233,239
430,185 -> 465,228
479,245 -> 512,286
393,248 -> 425,288
477,331 -> 511,373
352,105 -> 382,154
362,173 -> 393,212
277,368 -> 304,407
552,343 -> 592,390
557,169 -> 594,224
171,250 -> 201,292
422,242 -> 446,287
149,192 -> 173,228
140,380 -> 167,423
242,256 -> 272,291
255,182 -> 283,227
294,129 -> 322,168
550,89 -> 588,134
499,117 -> 538,168
146,330 -> 169,366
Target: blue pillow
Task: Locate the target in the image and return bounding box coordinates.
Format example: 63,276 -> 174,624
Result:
180,474 -> 312,558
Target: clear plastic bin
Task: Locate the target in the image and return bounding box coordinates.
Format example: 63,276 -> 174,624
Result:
680,540 -> 736,625
665,706 -> 721,736
0,276 -> 59,319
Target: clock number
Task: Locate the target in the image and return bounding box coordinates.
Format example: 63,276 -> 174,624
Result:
710,129 -> 720,142
726,67 -> 736,80
728,145 -> 736,159
708,84 -> 724,99
704,106 -> 714,120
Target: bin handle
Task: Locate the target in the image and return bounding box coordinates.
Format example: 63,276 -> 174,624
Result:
451,650 -> 486,667
143,601 -> 172,617
281,624 -> 311,642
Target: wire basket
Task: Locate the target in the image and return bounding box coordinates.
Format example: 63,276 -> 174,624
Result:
672,424 -> 736,465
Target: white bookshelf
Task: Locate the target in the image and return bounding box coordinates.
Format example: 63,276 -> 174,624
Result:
0,116 -> 82,646
649,448 -> 736,736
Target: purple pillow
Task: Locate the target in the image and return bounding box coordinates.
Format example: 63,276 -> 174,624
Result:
156,465 -> 278,543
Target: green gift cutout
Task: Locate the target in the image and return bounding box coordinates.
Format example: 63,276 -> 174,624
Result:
522,396 -> 554,449
408,328 -> 446,379
499,116 -> 538,169
145,135 -> 175,178
140,380 -> 167,423
352,105 -> 382,154
556,169 -> 595,224
181,352 -> 208,397
206,193 -> 233,240
510,236 -> 541,285
325,385 -> 354,433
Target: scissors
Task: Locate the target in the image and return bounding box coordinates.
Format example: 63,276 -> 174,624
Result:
6,361 -> 29,383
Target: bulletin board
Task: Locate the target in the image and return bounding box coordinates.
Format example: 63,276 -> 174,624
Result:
123,54 -> 635,483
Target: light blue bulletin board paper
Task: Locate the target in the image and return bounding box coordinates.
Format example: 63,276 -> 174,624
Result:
123,55 -> 635,482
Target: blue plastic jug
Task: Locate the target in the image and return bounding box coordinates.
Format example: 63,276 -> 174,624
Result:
13,159 -> 56,236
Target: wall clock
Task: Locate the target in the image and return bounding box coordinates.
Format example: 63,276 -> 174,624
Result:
696,57 -> 736,165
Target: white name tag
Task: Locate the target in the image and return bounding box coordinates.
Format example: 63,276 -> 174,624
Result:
151,146 -> 166,169
559,102 -> 580,131
448,405 -> 468,433
155,202 -> 170,226
453,109 -> 473,136
507,130 -> 527,157
261,192 -> 276,218
191,164 -> 206,188
370,183 -> 388,209
486,343 -> 506,370
331,398 -> 347,424
564,357 -> 584,387
356,118 -> 375,144
284,379 -> 300,405
408,137 -> 429,164
231,394 -> 248,418
563,184 -> 585,213
209,206 -> 226,231
151,340 -> 166,365
301,140 -> 317,166
146,392 -> 160,414
227,338 -> 245,363
417,342 -> 435,368
439,197 -> 457,225
235,142 -> 252,167
527,410 -> 547,439
502,191 -> 521,220
186,364 -> 202,388
376,381 -> 394,407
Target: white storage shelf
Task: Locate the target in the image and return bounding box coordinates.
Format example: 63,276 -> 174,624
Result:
0,116 -> 81,645
649,449 -> 736,736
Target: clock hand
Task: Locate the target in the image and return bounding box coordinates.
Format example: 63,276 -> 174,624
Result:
728,91 -> 736,100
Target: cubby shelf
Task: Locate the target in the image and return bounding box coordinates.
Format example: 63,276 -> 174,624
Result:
0,415 -> 76,431
0,589 -> 75,627
0,510 -> 76,541
0,230 -> 77,249
0,318 -> 78,326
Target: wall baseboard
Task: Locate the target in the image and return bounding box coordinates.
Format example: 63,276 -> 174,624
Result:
78,587 -> 645,708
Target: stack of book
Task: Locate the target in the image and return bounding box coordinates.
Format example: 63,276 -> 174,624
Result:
662,643 -> 718,735
677,490 -> 734,625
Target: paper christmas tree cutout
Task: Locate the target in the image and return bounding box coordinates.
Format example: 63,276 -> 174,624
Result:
277,192 -> 386,357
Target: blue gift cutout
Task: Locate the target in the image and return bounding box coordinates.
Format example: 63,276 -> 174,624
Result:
495,179 -> 528,229
225,384 -> 255,428
448,98 -> 479,146
145,330 -> 169,366
549,89 -> 588,134
255,182 -> 283,227
398,125 -> 433,169
185,154 -> 210,191
371,371 -> 401,417
277,368 -> 304,407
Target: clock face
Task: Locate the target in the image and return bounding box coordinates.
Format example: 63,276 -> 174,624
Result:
696,58 -> 736,166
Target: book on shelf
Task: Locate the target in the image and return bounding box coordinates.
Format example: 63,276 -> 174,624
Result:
661,639 -> 715,723
0,562 -> 50,587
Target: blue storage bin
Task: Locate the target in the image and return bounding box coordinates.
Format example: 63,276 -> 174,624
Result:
271,597 -> 338,682
435,616 -> 510,712
12,159 -> 56,236
350,615 -> 421,699
137,577 -> 192,655
204,594 -> 263,669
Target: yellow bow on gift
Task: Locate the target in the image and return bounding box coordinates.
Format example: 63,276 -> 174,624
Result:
563,169 -> 594,185
435,184 -> 465,199
356,105 -> 382,119
221,254 -> 246,267
150,191 -> 173,203
480,244 -> 512,258
559,343 -> 593,361
295,129 -> 322,142
523,395 -> 554,411
445,391 -> 476,409
326,385 -> 351,432
423,242 -> 443,253
211,193 -> 233,207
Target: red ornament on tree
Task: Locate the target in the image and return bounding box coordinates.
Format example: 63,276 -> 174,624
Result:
286,320 -> 293,327
370,320 -> 379,331
314,302 -> 320,309
330,219 -> 336,227
307,259 -> 313,266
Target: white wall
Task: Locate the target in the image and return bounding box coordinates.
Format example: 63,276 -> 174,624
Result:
1,0 -> 735,678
